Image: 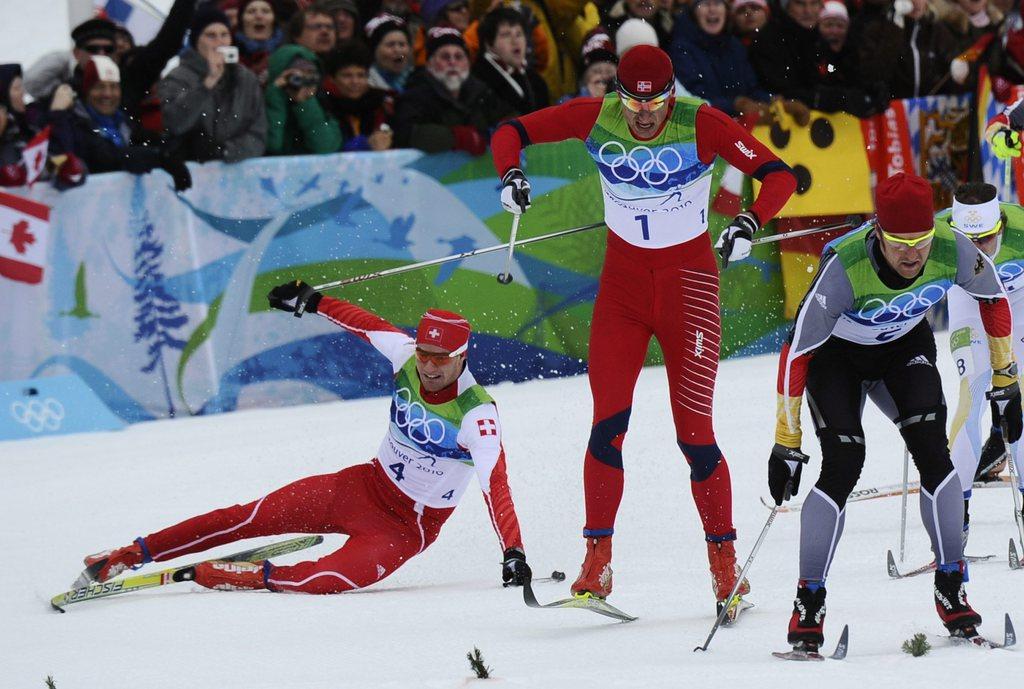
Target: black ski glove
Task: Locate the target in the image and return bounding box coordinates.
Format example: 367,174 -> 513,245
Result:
500,168 -> 532,215
715,211 -> 758,269
768,443 -> 809,505
501,547 -> 531,587
159,150 -> 192,192
268,280 -> 323,316
987,364 -> 1022,443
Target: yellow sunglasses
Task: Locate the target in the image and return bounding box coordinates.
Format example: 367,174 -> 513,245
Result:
879,227 -> 936,249
617,88 -> 673,114
954,219 -> 1002,241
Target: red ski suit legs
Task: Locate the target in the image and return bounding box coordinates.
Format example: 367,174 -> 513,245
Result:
142,461 -> 452,594
583,231 -> 735,543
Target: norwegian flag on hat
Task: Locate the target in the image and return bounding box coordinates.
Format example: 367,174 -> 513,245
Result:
21,126 -> 50,187
0,190 -> 50,284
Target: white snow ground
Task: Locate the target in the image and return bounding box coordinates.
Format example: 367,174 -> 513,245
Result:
2,333 -> 1021,688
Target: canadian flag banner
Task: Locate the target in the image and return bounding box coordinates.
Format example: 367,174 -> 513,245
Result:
21,126 -> 50,186
0,191 -> 50,284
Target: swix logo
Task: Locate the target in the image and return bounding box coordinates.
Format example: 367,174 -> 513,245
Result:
694,330 -> 705,358
815,293 -> 827,309
734,141 -> 757,160
636,80 -> 652,93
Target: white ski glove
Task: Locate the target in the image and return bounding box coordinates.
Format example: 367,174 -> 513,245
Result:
500,168 -> 531,215
715,211 -> 759,269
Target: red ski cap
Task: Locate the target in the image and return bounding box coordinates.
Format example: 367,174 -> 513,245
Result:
875,172 -> 934,235
416,309 -> 471,355
616,45 -> 673,99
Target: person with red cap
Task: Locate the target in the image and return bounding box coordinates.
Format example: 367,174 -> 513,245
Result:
74,280 -> 528,595
770,172 -> 1018,656
490,43 -> 797,614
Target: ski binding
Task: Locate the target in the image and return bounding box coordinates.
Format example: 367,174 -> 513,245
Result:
772,624 -> 849,661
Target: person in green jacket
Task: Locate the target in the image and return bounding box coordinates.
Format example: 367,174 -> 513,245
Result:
265,43 -> 343,154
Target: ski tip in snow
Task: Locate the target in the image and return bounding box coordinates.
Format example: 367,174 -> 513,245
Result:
772,624 -> 848,661
886,550 -> 898,578
1005,614 -> 1017,648
1010,539 -> 1021,570
830,624 -> 849,660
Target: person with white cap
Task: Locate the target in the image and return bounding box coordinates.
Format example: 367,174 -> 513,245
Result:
938,183 -> 1024,535
491,44 -> 797,616
772,173 -> 1018,654
74,280 -> 529,595
818,0 -> 849,52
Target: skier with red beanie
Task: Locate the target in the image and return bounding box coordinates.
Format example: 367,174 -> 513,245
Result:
73,281 -> 529,595
771,173 -> 1019,656
490,44 -> 797,615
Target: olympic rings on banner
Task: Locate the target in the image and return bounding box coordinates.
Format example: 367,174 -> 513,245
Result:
10,398 -> 65,433
392,387 -> 447,445
597,141 -> 684,186
856,284 -> 948,325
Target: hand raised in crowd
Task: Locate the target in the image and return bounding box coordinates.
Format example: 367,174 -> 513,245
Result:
368,125 -> 393,151
49,84 -> 75,112
204,47 -> 227,89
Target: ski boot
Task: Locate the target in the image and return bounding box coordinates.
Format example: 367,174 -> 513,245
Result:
975,426 -> 1006,482
708,540 -> 750,619
571,536 -> 612,599
787,581 -> 827,653
77,539 -> 147,586
193,560 -> 268,591
934,563 -> 982,636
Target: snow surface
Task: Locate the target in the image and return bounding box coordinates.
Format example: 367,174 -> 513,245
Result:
2,333 -> 1021,688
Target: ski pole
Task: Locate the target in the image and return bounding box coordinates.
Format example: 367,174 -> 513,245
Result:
309,221 -> 606,294
694,481 -> 789,653
750,217 -> 859,247
497,213 -> 521,284
899,447 -> 910,563
1007,437 -> 1024,549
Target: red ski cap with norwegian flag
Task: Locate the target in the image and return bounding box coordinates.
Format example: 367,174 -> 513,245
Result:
616,44 -> 673,99
416,309 -> 471,355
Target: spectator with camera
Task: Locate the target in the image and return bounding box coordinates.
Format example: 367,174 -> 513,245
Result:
323,44 -> 395,151
236,0 -> 286,85
266,44 -> 344,154
366,14 -> 416,94
472,7 -> 549,115
160,7 -> 266,163
669,0 -> 772,119
52,56 -> 190,191
393,26 -> 511,155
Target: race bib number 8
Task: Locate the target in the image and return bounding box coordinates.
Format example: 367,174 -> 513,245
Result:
949,326 -> 974,378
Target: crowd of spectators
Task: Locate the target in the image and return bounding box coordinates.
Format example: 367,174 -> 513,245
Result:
4,0 -> 1024,192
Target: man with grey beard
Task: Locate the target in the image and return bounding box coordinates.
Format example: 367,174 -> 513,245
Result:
393,26 -> 512,155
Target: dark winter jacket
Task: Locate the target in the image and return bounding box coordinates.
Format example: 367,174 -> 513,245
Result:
265,44 -> 344,155
392,68 -> 512,152
159,48 -> 266,163
236,27 -> 285,86
748,11 -> 880,117
600,0 -> 674,49
55,101 -> 164,175
470,52 -> 549,117
321,79 -> 393,152
668,12 -> 769,116
855,10 -> 960,99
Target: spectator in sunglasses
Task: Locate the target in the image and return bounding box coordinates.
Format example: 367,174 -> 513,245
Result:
24,18 -> 118,101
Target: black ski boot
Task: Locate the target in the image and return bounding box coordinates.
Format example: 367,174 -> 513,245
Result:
787,581 -> 826,651
975,424 -> 1006,481
934,564 -> 982,636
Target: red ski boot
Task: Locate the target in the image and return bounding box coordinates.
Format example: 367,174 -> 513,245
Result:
707,540 -> 750,613
193,561 -> 268,591
571,536 -> 613,599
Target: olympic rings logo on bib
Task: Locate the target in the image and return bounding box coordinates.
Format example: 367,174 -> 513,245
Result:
855,284 -> 948,325
10,398 -> 65,433
597,141 -> 684,186
393,387 -> 447,445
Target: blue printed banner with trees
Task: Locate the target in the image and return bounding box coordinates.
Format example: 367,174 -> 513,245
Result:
0,147 -> 786,423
